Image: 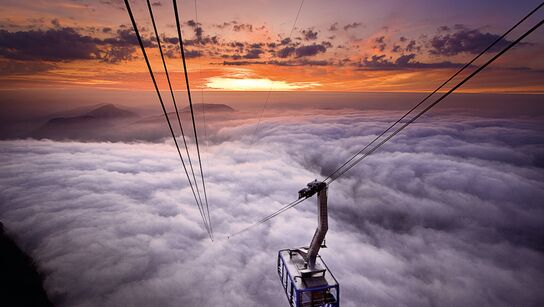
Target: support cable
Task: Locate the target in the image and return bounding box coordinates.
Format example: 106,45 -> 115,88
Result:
327,16 -> 544,184
192,0 -> 212,236
229,198 -> 307,238
323,1 -> 544,183
146,0 -> 210,235
228,10 -> 544,238
173,0 -> 213,240
247,0 -> 305,148
124,0 -> 212,240
194,0 -> 209,154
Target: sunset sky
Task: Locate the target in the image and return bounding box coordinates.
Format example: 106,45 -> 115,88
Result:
1,0 -> 543,93
2,2 -> 544,307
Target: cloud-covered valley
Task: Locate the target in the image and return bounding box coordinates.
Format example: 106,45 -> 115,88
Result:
1,110 -> 543,307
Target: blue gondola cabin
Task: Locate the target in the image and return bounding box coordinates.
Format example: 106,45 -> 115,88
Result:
277,249 -> 339,307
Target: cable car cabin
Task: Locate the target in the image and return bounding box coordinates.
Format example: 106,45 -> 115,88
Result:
277,249 -> 339,307
277,182 -> 339,306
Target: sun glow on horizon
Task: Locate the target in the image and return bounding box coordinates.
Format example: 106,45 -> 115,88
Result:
205,77 -> 321,91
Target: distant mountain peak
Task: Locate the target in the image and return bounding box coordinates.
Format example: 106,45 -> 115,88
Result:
181,103 -> 235,113
83,104 -> 136,118
30,104 -> 138,140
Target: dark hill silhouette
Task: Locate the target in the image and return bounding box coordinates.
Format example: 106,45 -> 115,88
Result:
42,103 -> 114,120
83,104 -> 137,118
0,222 -> 53,307
181,103 -> 235,113
31,104 -> 138,140
19,103 -> 236,141
46,116 -> 96,125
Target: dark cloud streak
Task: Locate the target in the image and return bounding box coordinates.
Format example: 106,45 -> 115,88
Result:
357,53 -> 466,70
429,25 -> 523,56
0,26 -> 152,63
344,22 -> 362,31
301,28 -> 318,41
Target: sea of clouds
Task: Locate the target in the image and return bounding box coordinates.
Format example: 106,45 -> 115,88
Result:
1,110 -> 543,307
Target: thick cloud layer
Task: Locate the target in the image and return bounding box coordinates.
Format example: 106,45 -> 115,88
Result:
0,110 -> 543,307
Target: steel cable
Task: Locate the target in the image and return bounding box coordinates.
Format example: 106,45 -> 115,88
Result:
172,0 -> 213,240
228,7 -> 544,237
323,1 -> 544,183
146,0 -> 211,236
123,0 -> 213,240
